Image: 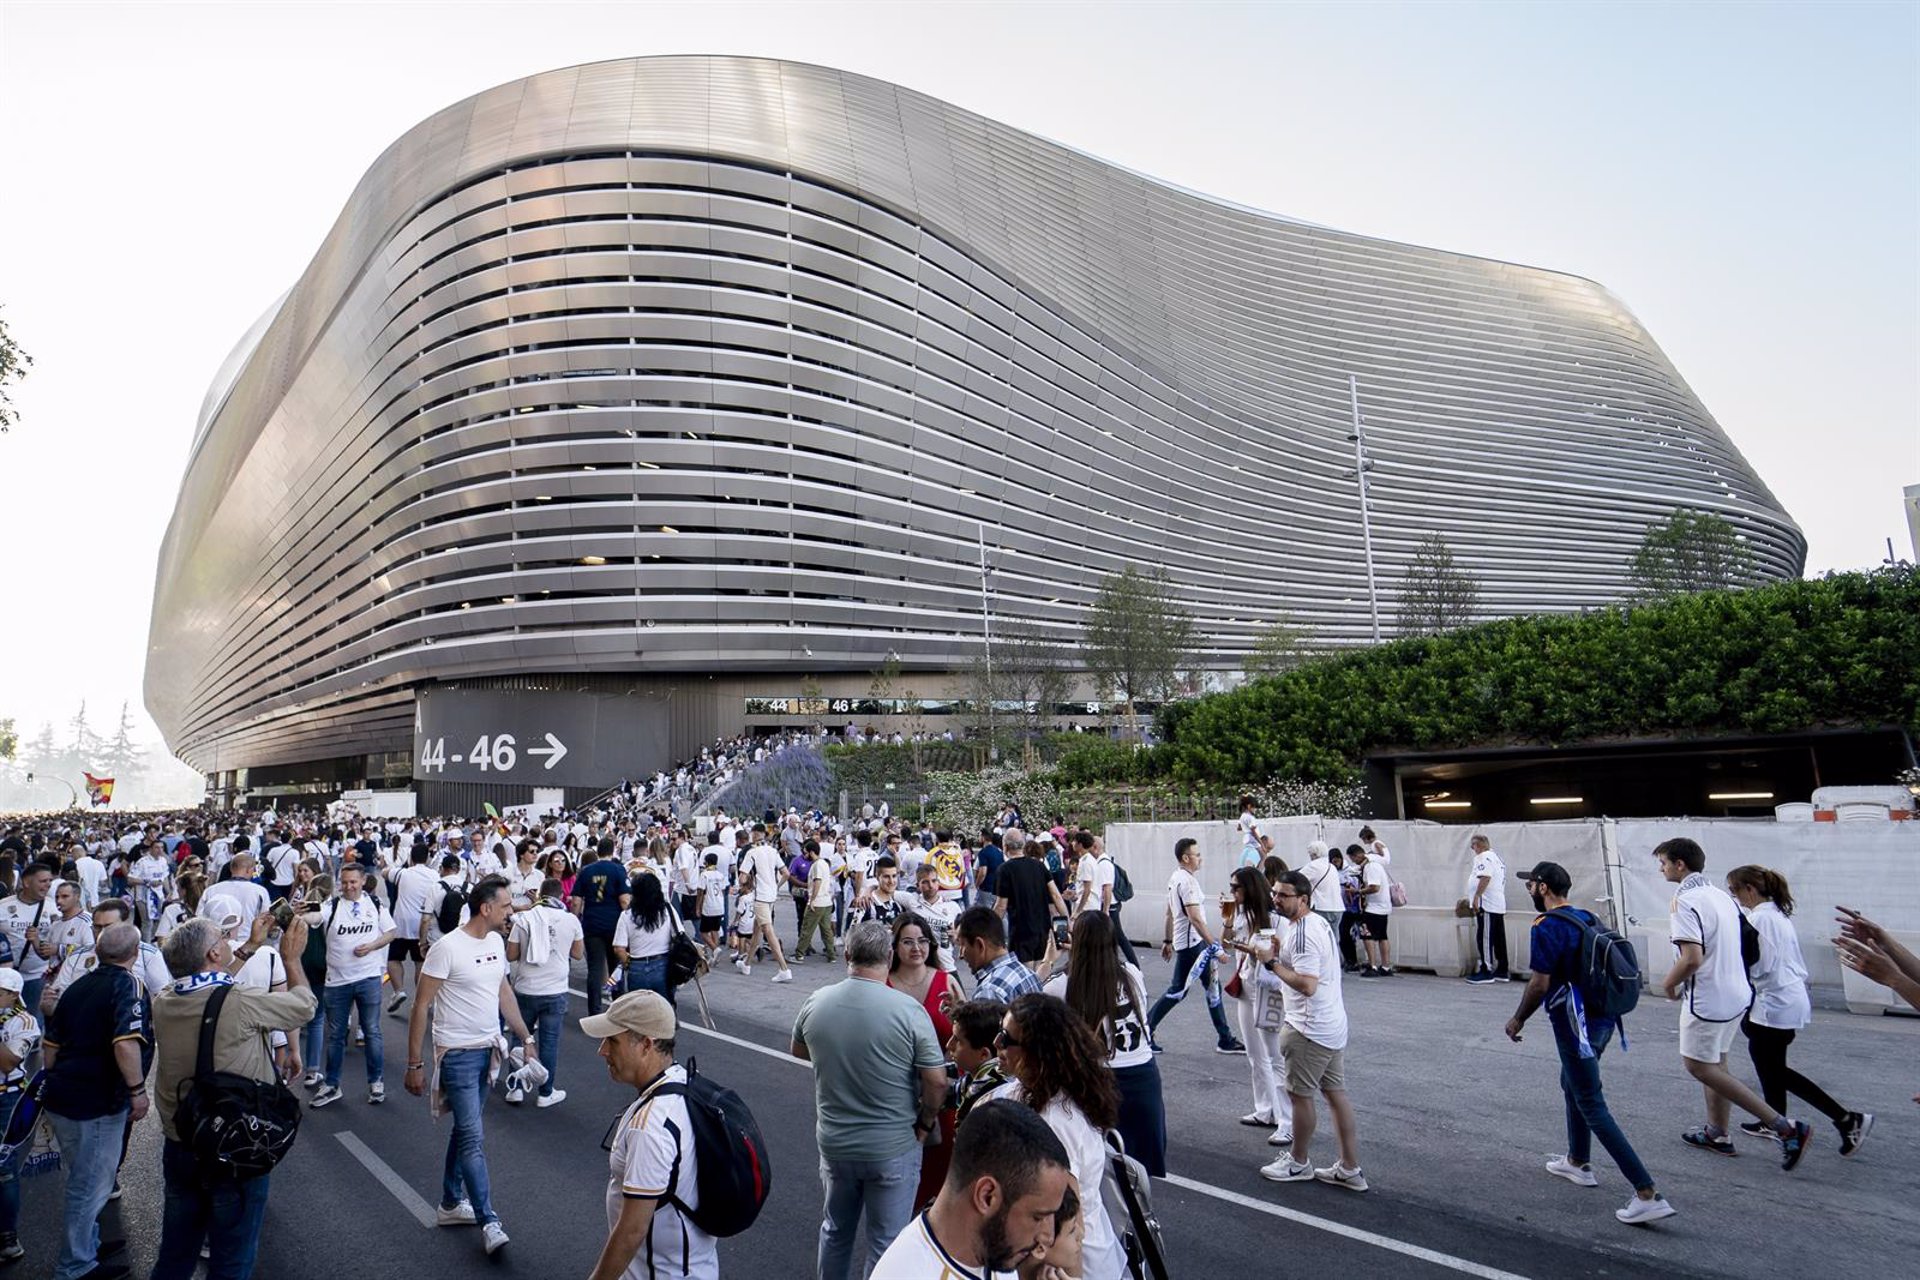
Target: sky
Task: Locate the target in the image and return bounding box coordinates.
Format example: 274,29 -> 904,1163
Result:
1,0 -> 1915,802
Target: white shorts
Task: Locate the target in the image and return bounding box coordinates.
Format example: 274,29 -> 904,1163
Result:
1678,1007 -> 1742,1063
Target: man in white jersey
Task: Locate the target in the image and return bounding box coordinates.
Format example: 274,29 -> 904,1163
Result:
1656,838 -> 1811,1169
405,875 -> 538,1257
201,854 -> 270,928
0,863 -> 58,1015
310,865 -> 397,1109
872,1099 -> 1074,1280
739,827 -> 793,983
507,877 -> 583,1108
582,991 -> 718,1280
386,843 -> 440,1014
1259,870 -> 1366,1192
1464,834 -> 1511,983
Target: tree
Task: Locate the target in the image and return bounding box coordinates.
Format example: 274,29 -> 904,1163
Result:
1398,534 -> 1480,636
1629,508 -> 1752,599
99,701 -> 146,786
1082,565 -> 1196,736
0,307 -> 29,433
1000,619 -> 1072,745
1243,615 -> 1313,680
0,718 -> 16,762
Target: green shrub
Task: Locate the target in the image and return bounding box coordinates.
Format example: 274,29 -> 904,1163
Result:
1117,566 -> 1919,787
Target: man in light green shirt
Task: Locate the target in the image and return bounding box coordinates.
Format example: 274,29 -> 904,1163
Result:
791,920 -> 947,1280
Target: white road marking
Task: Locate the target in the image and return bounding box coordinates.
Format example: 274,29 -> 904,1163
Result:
336,1130 -> 438,1229
566,987 -> 1528,1277
568,987 -> 811,1069
1159,1173 -> 1533,1280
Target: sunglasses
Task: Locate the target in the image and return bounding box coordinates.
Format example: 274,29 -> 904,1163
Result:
994,1028 -> 1024,1050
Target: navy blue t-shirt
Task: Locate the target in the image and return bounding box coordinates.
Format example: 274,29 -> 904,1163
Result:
574,860 -> 630,937
43,966 -> 152,1120
1530,908 -> 1615,1037
976,843 -> 1006,895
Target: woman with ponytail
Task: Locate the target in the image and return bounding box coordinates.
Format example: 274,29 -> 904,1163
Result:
1725,865 -> 1873,1155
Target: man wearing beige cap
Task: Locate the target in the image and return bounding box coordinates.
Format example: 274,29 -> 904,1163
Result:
581,991 -> 716,1279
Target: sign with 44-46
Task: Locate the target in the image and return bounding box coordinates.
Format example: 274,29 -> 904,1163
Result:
412,686 -> 667,789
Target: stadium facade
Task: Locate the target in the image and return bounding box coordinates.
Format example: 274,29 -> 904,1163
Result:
145,56 -> 1805,806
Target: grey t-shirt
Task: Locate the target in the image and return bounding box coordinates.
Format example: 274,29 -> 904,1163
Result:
792,977 -> 944,1162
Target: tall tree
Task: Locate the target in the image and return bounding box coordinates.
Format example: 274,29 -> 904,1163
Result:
1082,565 -> 1196,736
1398,534 -> 1481,636
1243,614 -> 1313,680
100,701 -> 145,784
0,717 -> 16,762
0,306 -> 29,433
1629,508 -> 1752,599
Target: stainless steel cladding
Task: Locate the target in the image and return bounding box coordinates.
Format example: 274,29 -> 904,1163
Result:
145,55 -> 1804,773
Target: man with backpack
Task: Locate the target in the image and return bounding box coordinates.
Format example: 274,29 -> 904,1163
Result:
1503,862 -> 1675,1226
149,915 -> 316,1278
582,990 -> 734,1279
1655,838 -> 1812,1170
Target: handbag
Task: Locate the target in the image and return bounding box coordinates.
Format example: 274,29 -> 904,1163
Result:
1453,897 -> 1474,918
1388,871 -> 1408,909
1223,967 -> 1243,1000
664,905 -> 704,989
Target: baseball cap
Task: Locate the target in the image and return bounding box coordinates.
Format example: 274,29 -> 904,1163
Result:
580,989 -> 677,1041
1034,830 -> 1055,844
1517,862 -> 1572,895
0,969 -> 21,995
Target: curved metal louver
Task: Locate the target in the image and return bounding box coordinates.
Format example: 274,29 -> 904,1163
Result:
145,55 -> 1803,772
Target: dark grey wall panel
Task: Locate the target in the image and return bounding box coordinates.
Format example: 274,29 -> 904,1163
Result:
147,55 -> 1803,774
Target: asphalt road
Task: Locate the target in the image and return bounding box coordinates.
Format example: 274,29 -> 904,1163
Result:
16,950 -> 1917,1279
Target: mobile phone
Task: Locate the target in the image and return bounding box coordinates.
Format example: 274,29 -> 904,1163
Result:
1053,918 -> 1071,946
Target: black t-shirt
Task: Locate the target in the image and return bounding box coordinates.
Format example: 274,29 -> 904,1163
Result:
999,858 -> 1055,955
43,965 -> 152,1120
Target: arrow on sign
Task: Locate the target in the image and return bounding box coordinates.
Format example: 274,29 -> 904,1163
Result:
527,733 -> 569,770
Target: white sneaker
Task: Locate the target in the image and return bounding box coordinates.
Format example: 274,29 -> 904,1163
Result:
1269,1128 -> 1294,1147
1314,1163 -> 1369,1192
481,1221 -> 510,1255
1615,1194 -> 1676,1225
771,969 -> 793,984
1546,1155 -> 1598,1187
309,1085 -> 344,1109
733,957 -> 747,974
368,1082 -> 386,1105
436,1201 -> 477,1227
301,1071 -> 323,1089
537,1089 -> 567,1109
1239,1112 -> 1274,1127
504,1085 -> 525,1104
1259,1156 -> 1315,1182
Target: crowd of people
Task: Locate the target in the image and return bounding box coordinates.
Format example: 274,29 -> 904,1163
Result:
0,790 -> 1912,1280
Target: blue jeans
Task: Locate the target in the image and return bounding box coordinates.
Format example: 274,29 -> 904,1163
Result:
438,1047 -> 497,1224
0,1090 -> 20,1235
1554,1017 -> 1653,1192
323,976 -> 384,1088
514,992 -> 568,1096
1146,942 -> 1236,1044
301,1000 -> 325,1072
151,1138 -> 271,1279
817,1147 -> 922,1280
625,954 -> 673,1007
48,1108 -> 126,1280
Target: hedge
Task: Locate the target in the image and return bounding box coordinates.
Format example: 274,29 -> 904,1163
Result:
1079,565 -> 1919,788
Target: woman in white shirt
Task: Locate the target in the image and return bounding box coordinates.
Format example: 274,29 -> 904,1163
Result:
1727,865 -> 1873,1154
991,994 -> 1125,1280
612,873 -> 678,1006
1222,865 -> 1293,1147
1043,909 -> 1165,1176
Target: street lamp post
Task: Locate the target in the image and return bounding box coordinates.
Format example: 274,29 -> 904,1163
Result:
1346,374 -> 1382,644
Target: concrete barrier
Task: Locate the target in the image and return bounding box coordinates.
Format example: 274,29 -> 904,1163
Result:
1101,813 -> 1919,1008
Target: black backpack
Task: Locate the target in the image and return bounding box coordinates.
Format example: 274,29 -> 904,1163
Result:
434,883 -> 464,936
1549,907 -> 1641,1020
645,1057 -> 771,1237
1102,856 -> 1135,905
174,985 -> 303,1184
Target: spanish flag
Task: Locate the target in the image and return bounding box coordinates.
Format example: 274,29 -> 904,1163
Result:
83,773 -> 114,806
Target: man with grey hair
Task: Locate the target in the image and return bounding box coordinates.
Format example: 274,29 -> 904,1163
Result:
41,923 -> 151,1280
149,915 -> 317,1276
792,920 -> 948,1280
1302,841 -> 1345,935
